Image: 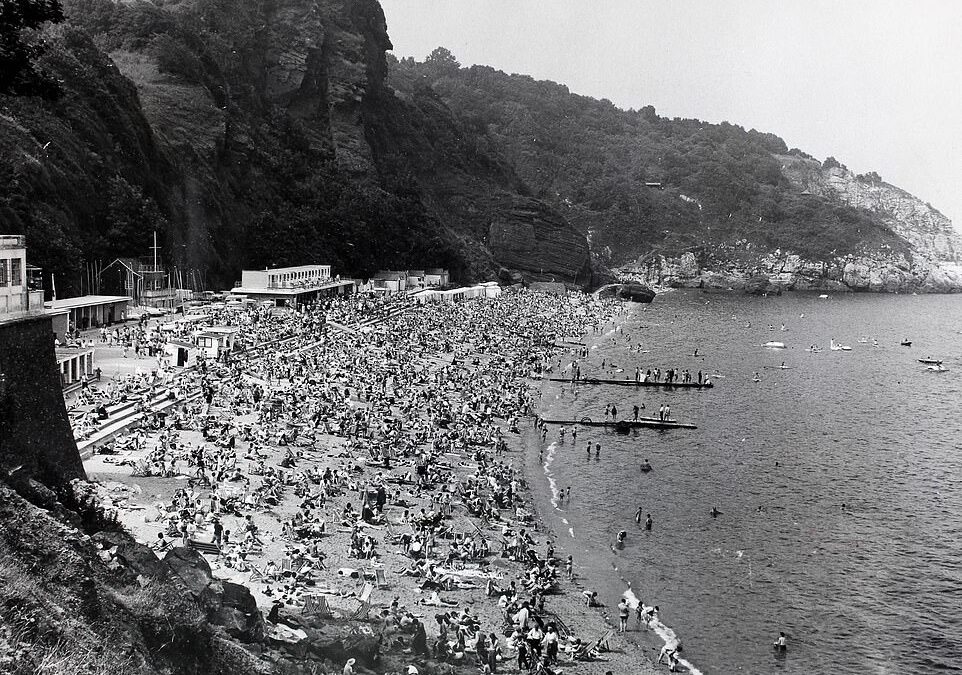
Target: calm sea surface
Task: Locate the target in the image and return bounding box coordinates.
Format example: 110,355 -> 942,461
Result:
534,290 -> 962,674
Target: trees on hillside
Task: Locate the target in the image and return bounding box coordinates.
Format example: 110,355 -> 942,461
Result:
388,51 -> 908,263
0,0 -> 65,95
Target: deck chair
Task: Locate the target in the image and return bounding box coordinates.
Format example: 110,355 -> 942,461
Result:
373,567 -> 389,589
347,600 -> 372,622
590,630 -> 613,654
357,582 -> 374,604
302,594 -> 332,618
248,564 -> 268,583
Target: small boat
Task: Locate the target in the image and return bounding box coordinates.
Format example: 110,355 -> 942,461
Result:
900,340 -> 912,347
926,364 -> 949,372
918,358 -> 943,365
857,337 -> 869,344
763,365 -> 792,370
830,340 -> 852,351
818,294 -> 829,299
807,346 -> 822,353
762,341 -> 786,349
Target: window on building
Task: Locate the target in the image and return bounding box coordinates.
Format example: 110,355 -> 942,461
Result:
11,258 -> 22,286
0,259 -> 7,287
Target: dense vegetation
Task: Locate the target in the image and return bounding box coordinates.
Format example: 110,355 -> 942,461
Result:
1,0 -> 475,296
389,49 -> 908,265
0,2 -> 920,296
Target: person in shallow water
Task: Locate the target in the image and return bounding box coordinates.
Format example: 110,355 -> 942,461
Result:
773,631 -> 788,650
635,506 -> 643,523
645,514 -> 653,530
640,459 -> 652,473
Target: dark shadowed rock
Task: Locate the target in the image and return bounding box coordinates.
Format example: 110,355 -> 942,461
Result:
213,582 -> 265,643
164,547 -> 213,595
744,275 -> 781,296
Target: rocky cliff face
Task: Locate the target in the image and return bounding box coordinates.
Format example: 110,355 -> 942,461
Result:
618,156 -> 962,294
623,249 -> 962,294
0,0 -> 593,291
779,155 -> 962,264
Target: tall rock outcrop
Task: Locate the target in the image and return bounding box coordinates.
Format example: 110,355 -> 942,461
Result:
0,0 -> 594,292
780,155 -> 962,265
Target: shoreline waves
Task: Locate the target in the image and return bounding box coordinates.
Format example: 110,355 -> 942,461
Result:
525,311 -> 695,675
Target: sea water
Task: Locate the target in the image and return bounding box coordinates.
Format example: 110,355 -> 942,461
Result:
535,290 -> 962,674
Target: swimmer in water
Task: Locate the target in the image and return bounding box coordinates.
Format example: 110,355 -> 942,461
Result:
595,442 -> 601,458
710,506 -> 721,518
640,459 -> 652,473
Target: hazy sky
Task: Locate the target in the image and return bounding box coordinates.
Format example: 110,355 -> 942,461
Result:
379,0 -> 962,230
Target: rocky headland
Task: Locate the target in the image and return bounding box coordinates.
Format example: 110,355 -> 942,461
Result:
616,158 -> 962,294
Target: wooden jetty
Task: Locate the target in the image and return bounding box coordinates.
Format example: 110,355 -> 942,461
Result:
539,376 -> 713,389
539,417 -> 697,430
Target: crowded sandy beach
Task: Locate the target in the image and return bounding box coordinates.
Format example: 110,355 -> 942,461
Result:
72,289 -> 671,674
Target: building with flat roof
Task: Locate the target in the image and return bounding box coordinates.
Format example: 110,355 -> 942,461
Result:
372,270 -> 407,294
44,295 -> 131,330
55,347 -> 95,389
164,339 -> 199,368
233,264 -> 354,306
0,235 -> 45,322
195,325 -> 240,358
425,268 -> 450,287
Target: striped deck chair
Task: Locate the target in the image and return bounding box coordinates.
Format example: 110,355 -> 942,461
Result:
248,564 -> 268,583
302,594 -> 332,617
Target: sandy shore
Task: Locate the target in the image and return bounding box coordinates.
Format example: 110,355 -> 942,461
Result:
82,295 -> 663,674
